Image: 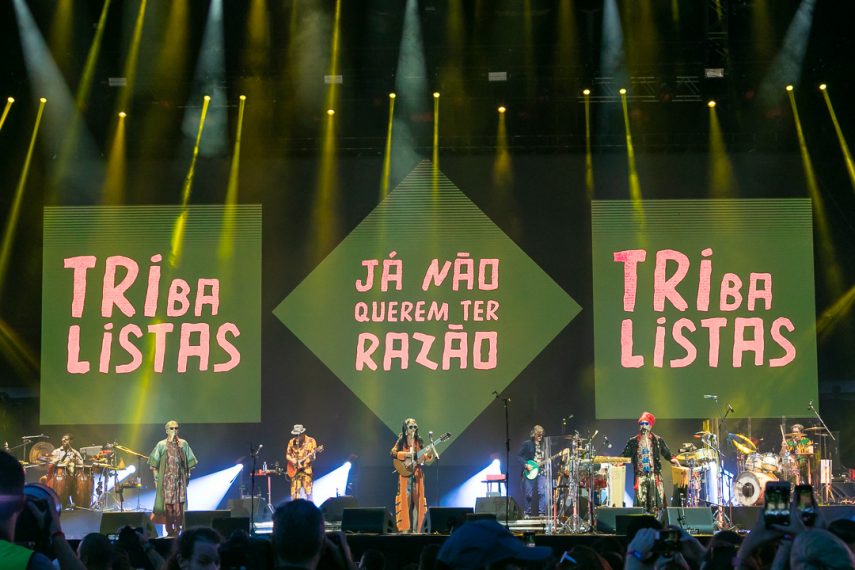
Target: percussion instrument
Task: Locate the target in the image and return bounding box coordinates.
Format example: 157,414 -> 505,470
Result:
745,452 -> 780,474
674,448 -> 715,463
734,470 -> 778,506
29,442 -> 55,465
44,464 -> 72,504
73,467 -> 94,508
728,433 -> 757,455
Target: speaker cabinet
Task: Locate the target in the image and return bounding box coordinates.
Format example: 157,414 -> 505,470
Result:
99,512 -> 156,536
227,497 -> 264,518
320,496 -> 359,522
594,507 -> 645,533
340,508 -> 395,534
664,507 -> 715,534
474,497 -> 523,521
425,507 -> 473,534
184,510 -> 232,528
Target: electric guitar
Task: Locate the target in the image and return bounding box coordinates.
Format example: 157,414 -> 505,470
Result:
392,432 -> 452,477
287,445 -> 324,479
524,450 -> 568,480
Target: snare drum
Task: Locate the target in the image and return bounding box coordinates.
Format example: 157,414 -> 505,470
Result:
745,452 -> 780,474
734,471 -> 778,506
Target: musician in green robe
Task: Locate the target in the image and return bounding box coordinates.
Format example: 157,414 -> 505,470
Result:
148,420 -> 197,536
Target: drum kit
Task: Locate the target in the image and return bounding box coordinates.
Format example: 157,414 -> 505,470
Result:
730,427 -> 828,507
549,433 -> 630,534
16,438 -> 147,511
671,433 -> 719,508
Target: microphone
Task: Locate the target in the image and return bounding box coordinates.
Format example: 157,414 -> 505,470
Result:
703,394 -> 718,400
428,431 -> 434,439
591,429 -> 599,440
727,404 -> 734,413
603,436 -> 613,449
257,444 -> 263,453
808,400 -> 814,410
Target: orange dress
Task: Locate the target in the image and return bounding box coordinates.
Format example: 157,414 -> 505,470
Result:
391,438 -> 433,533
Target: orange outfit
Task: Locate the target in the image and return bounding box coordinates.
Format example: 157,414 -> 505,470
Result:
391,439 -> 432,533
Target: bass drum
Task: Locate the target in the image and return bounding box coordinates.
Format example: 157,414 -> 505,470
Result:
734,471 -> 777,506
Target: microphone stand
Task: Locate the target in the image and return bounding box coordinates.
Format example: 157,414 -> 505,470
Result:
249,443 -> 260,535
428,432 -> 439,509
715,404 -> 734,530
494,391 -> 511,528
808,401 -> 835,503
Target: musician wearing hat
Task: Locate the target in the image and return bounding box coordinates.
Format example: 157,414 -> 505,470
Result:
286,424 -> 318,501
621,412 -> 680,516
390,418 -> 434,533
784,423 -> 814,484
516,425 -> 548,517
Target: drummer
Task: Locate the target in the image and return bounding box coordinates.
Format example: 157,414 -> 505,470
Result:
785,424 -> 813,484
47,434 -> 84,508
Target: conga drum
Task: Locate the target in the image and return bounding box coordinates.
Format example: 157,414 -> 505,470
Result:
46,464 -> 72,506
73,467 -> 93,508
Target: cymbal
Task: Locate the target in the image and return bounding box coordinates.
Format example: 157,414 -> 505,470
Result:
803,426 -> 829,432
113,444 -> 147,459
28,441 -> 54,464
728,433 -> 757,455
692,431 -> 712,439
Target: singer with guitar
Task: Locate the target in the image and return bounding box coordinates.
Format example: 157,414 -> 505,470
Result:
390,418 -> 435,533
517,425 -> 548,517
286,424 -> 320,501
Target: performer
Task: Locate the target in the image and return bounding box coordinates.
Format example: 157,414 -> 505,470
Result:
621,412 -> 679,516
286,424 -> 319,501
148,420 -> 197,536
390,418 -> 434,533
785,423 -> 814,484
45,434 -> 84,508
516,425 -> 548,517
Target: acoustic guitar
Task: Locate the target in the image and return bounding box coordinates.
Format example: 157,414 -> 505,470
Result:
392,432 -> 452,477
287,445 -> 324,479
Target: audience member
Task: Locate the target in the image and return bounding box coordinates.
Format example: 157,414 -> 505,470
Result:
435,518 -> 553,569
218,528 -> 276,570
789,528 -> 855,569
272,499 -> 325,569
1,450 -> 85,570
418,543 -> 441,570
77,532 -> 115,570
358,548 -> 386,570
114,525 -> 163,570
165,526 -> 222,570
827,518 -> 855,553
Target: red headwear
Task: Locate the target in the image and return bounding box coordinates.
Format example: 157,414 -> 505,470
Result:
638,411 -> 655,427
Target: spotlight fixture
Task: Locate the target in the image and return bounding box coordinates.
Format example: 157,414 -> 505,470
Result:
498,106 -> 506,114
204,95 -> 212,101
433,92 -> 440,99
785,85 -> 794,92
619,88 -> 627,95
707,100 -> 716,108
239,95 -> 247,101
118,111 -> 127,118
819,83 -> 827,91
582,89 -> 591,96
39,97 -> 47,103
327,109 -> 335,116
389,93 -> 396,99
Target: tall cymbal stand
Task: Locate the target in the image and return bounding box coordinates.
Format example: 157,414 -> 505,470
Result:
808,400 -> 835,503
713,403 -> 736,530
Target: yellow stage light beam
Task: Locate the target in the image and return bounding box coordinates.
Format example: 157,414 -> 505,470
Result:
48,0 -> 73,75
115,0 -> 148,116
493,104 -> 512,195
620,90 -> 645,224
708,104 -> 736,198
0,97 -> 14,133
817,284 -> 855,340
237,0 -> 269,158
75,0 -> 112,110
624,0 -> 660,75
787,87 -> 843,296
219,95 -> 247,261
0,317 -> 39,381
584,89 -> 594,199
0,98 -> 46,299
309,108 -> 340,264
433,90 -> 440,194
169,95 -> 210,268
439,0 -> 466,130
102,112 -> 127,205
554,0 -> 581,90
324,0 -> 342,114
380,93 -> 396,200
820,85 -> 855,193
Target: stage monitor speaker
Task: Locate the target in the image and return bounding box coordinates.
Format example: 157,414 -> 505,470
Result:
213,517 -> 250,538
664,507 -> 715,534
475,497 -> 523,521
320,496 -> 359,522
425,507 -> 473,534
99,512 -> 156,537
341,508 -> 395,534
227,497 -> 264,519
595,507 -> 645,533
185,510 -> 232,529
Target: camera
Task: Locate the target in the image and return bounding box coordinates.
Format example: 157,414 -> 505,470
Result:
651,528 -> 681,555
763,481 -> 790,529
795,484 -> 817,527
